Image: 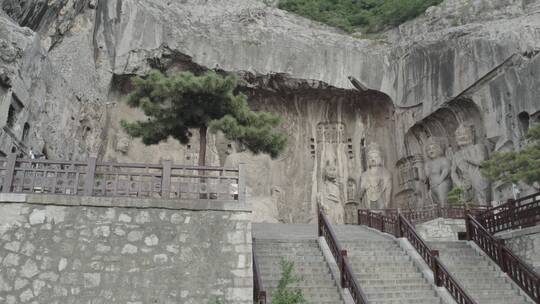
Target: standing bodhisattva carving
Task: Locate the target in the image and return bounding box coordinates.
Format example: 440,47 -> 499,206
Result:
451,124 -> 491,206
318,161 -> 345,224
359,143 -> 392,209
424,140 -> 452,207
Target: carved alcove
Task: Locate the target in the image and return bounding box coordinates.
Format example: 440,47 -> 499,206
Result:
239,75 -> 397,223
403,98 -> 488,206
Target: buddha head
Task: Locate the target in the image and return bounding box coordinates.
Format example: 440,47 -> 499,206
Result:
455,124 -> 474,148
366,143 -> 383,168
324,160 -> 338,181
425,140 -> 444,159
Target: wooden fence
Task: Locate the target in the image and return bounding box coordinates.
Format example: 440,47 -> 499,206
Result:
0,154 -> 245,202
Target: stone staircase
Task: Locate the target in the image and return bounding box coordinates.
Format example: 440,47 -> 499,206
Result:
334,225 -> 444,304
255,239 -> 344,304
430,241 -> 533,304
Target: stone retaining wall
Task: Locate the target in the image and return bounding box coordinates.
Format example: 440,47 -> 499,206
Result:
0,194 -> 252,304
497,225 -> 540,274
415,218 -> 466,242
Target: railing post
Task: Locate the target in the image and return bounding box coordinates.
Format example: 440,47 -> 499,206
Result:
507,198 -> 517,229
238,163 -> 246,203
84,156 -> 97,196
357,210 -> 361,225
259,291 -> 266,304
161,159 -> 172,199
340,250 -> 348,288
397,212 -> 403,238
432,250 -> 442,287
498,239 -> 507,273
465,210 -> 472,241
367,210 -> 372,228
2,153 -> 17,192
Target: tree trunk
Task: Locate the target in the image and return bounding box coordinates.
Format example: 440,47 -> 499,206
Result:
199,125 -> 207,167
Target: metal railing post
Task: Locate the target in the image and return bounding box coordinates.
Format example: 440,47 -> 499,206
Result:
2,153 -> 16,192
498,239 -> 507,273
84,156 -> 97,196
238,163 -> 246,203
340,249 -> 348,288
465,210 -> 472,241
432,250 -> 442,287
161,159 -> 172,199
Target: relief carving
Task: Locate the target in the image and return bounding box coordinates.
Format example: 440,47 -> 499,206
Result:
317,160 -> 345,224
316,122 -> 346,143
451,124 -> 491,206
424,140 -> 452,207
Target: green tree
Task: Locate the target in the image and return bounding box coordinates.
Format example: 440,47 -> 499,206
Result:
271,259 -> 307,304
121,70 -> 287,166
482,123 -> 540,185
447,187 -> 464,206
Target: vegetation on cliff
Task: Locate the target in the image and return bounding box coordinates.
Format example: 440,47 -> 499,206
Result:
482,123 -> 540,185
121,70 -> 287,166
278,0 -> 443,33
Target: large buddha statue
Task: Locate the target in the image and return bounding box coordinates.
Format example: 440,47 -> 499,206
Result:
424,140 -> 452,207
451,124 -> 491,205
359,143 -> 392,209
317,160 -> 345,224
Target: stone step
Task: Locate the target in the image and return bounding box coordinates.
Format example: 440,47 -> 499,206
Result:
256,238 -> 344,303
431,241 -> 534,304
366,289 -> 437,300
368,296 -> 442,304
355,271 -> 424,280
359,277 -> 429,286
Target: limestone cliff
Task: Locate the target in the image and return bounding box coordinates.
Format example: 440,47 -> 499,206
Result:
1,0 -> 539,222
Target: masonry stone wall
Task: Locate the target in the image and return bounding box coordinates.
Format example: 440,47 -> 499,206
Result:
416,218 -> 466,242
0,194 -> 252,304
498,226 -> 540,274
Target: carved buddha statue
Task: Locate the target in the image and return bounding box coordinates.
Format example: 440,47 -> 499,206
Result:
424,140 -> 452,207
317,160 -> 345,224
359,143 -> 392,209
451,124 -> 491,205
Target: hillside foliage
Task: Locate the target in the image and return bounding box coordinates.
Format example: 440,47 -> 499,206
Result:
482,123 -> 540,185
278,0 -> 443,33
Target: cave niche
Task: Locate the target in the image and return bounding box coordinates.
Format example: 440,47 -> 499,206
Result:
399,98 -> 486,208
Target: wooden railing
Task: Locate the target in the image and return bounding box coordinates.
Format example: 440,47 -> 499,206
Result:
0,154 -> 245,202
359,209 -> 478,304
318,205 -> 369,304
466,213 -> 540,303
252,238 -> 267,304
363,205 -> 488,224
477,192 -> 540,234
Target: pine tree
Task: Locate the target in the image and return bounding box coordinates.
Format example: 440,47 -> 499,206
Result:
482,123 -> 540,184
121,70 -> 287,166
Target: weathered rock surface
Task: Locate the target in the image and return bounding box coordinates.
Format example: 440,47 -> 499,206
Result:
1,0 -> 540,221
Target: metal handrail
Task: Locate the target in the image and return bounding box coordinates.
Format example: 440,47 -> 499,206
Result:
476,193 -> 540,234
318,205 -> 369,304
466,213 -> 540,302
359,210 -> 478,304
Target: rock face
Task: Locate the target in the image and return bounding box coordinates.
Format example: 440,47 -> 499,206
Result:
1,0 -> 540,222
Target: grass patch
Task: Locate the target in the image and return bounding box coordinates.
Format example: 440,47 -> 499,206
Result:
278,0 -> 443,33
